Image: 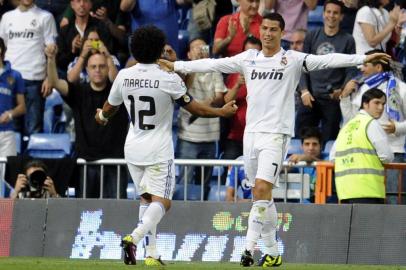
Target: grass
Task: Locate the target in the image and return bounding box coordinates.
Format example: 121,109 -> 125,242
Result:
0,257 -> 405,270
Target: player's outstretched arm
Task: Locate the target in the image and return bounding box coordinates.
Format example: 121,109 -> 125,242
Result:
364,52 -> 391,64
183,99 -> 237,118
95,101 -> 119,126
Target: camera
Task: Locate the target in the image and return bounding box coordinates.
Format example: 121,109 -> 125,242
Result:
91,40 -> 101,50
20,170 -> 47,198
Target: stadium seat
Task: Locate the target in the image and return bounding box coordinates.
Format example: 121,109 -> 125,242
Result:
207,185 -> 227,201
307,5 -> 324,31
44,90 -> 66,133
323,140 -> 335,156
287,139 -> 302,155
26,133 -> 71,158
172,184 -> 203,201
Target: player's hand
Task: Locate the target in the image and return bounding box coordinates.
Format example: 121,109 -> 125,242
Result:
158,59 -> 175,72
95,108 -> 108,126
221,100 -> 238,117
301,90 -> 314,108
340,80 -> 358,98
364,53 -> 391,65
382,120 -> 396,134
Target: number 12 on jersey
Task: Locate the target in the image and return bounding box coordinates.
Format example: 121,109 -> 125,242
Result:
128,95 -> 156,130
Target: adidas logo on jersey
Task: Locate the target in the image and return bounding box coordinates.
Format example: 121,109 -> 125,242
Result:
251,69 -> 283,80
8,29 -> 34,40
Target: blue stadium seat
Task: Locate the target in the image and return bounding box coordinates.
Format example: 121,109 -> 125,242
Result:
208,185 -> 227,201
323,140 -> 335,156
307,5 -> 324,31
287,139 -> 302,155
26,133 -> 71,158
44,90 -> 66,133
172,184 -> 203,201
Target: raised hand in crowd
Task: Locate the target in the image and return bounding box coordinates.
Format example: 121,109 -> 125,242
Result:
228,17 -> 238,40
71,34 -> 83,54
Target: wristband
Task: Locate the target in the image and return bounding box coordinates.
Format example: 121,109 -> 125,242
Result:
98,110 -> 108,122
301,91 -> 310,98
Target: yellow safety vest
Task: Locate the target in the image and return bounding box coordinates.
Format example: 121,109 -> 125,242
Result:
335,113 -> 385,200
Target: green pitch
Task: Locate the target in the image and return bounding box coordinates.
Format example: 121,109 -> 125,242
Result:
0,257 -> 405,270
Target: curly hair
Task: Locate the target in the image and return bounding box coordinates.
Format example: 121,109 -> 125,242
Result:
130,25 -> 166,64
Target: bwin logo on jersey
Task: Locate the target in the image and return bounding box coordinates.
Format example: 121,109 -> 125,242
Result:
251,69 -> 283,80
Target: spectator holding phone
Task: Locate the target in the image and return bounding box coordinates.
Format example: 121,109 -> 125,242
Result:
67,27 -> 119,83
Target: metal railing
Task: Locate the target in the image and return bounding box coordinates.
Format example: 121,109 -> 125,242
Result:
0,157 -> 313,202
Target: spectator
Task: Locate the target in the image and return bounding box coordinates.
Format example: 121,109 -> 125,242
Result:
340,49 -> 406,204
288,126 -> 324,200
0,0 -> 57,135
57,0 -> 112,72
60,0 -> 128,63
225,156 -> 251,202
67,27 -> 119,84
47,45 -> 128,199
221,36 -> 261,182
331,88 -> 394,204
0,37 -> 25,158
268,0 -> 318,49
120,0 -> 181,54
175,38 -> 227,199
213,0 -> 262,57
296,0 -> 358,143
289,29 -> 306,52
11,160 -> 60,199
353,0 -> 400,54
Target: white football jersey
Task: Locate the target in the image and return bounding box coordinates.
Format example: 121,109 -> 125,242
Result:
108,63 -> 187,165
0,5 -> 57,80
175,49 -> 365,136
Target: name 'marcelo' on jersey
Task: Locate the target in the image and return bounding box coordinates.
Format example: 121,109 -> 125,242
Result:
108,63 -> 187,165
175,49 -> 365,136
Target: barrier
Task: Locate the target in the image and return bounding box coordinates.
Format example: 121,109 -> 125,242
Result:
0,158 -> 313,202
3,199 -> 406,265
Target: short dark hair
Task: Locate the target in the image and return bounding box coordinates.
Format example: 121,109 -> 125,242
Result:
243,36 -> 262,50
188,37 -> 206,52
130,25 -> 166,64
262,12 -> 285,31
359,0 -> 381,8
24,160 -> 48,175
299,126 -> 322,144
361,88 -> 386,109
365,49 -> 391,72
0,37 -> 5,60
323,0 -> 344,13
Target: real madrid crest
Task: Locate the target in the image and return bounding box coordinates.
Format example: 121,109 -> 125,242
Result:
280,56 -> 287,66
7,76 -> 15,86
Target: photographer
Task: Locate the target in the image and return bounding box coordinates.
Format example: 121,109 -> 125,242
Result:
11,160 -> 59,199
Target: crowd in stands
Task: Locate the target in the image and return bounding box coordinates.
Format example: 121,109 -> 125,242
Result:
1,0 -> 406,203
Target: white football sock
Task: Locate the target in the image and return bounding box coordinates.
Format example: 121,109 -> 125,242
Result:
245,200 -> 269,254
261,200 -> 279,257
138,203 -> 158,258
131,202 -> 165,245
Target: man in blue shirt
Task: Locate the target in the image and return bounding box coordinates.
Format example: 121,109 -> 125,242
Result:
0,37 -> 25,157
225,156 -> 251,201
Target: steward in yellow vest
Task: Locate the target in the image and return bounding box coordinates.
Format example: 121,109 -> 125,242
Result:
333,88 -> 394,203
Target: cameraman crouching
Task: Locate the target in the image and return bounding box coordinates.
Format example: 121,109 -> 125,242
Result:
11,160 -> 60,199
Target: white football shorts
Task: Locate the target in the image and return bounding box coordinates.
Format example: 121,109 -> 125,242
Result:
243,132 -> 290,188
127,159 -> 175,199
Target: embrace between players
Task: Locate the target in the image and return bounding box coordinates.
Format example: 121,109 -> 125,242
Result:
93,13 -> 389,267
